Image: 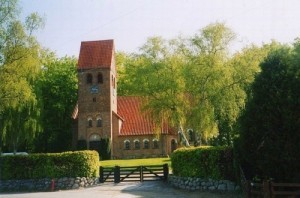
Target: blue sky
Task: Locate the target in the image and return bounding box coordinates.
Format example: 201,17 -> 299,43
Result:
20,0 -> 300,58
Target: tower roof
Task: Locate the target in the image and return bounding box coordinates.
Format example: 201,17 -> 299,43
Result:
77,40 -> 114,69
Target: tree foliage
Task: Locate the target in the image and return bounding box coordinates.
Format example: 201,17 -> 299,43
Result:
0,0 -> 44,152
237,43 -> 300,182
117,36 -> 187,144
117,22 -> 270,145
0,1 -> 78,153
34,55 -> 78,152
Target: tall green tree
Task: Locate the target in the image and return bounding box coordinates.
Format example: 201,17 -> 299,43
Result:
117,23 -> 254,146
0,0 -> 44,152
34,55 -> 78,152
182,23 -> 240,144
211,43 -> 274,145
117,37 -> 189,151
238,43 -> 300,182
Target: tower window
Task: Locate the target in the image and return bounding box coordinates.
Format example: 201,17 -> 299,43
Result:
93,97 -> 96,102
87,73 -> 93,84
96,116 -> 102,127
98,73 -> 103,84
87,117 -> 93,127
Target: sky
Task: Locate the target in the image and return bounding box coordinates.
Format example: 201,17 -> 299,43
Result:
20,0 -> 300,58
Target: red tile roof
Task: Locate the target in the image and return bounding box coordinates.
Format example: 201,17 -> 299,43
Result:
117,96 -> 176,136
77,40 -> 114,69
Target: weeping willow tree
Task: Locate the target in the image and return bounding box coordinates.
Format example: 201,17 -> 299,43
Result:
117,22 -> 277,146
117,37 -> 190,153
0,0 -> 44,152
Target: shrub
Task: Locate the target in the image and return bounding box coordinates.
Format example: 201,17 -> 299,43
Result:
171,146 -> 235,181
237,46 -> 300,182
0,150 -> 99,180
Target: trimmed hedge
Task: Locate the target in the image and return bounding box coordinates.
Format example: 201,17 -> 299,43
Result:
171,146 -> 235,181
0,150 -> 99,180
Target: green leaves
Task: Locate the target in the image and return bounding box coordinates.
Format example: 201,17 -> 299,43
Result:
0,150 -> 99,180
171,146 -> 234,180
0,1 -> 45,152
238,43 -> 300,182
117,22 -> 271,145
34,56 -> 77,152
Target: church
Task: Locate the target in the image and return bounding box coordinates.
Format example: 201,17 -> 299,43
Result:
72,40 -> 180,159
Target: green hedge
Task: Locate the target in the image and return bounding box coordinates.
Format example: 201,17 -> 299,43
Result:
171,146 -> 235,180
0,150 -> 99,180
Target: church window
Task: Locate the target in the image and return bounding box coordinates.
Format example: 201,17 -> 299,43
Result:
87,73 -> 93,84
143,139 -> 149,149
93,97 -> 96,102
87,117 -> 93,127
96,116 -> 102,127
124,140 -> 130,150
171,139 -> 177,152
134,139 -> 140,149
98,73 -> 103,84
153,139 -> 159,149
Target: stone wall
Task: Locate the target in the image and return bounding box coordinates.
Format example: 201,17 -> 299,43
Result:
168,175 -> 239,191
0,177 -> 98,192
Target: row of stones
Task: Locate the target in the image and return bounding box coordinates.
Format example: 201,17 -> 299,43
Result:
168,175 -> 240,191
0,177 -> 99,192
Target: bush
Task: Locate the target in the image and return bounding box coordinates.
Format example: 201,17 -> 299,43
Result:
171,146 -> 235,181
237,46 -> 300,182
0,150 -> 99,180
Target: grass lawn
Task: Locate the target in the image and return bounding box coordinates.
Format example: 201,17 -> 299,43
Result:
100,157 -> 171,167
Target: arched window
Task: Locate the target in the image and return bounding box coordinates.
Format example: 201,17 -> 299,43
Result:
124,140 -> 130,150
87,73 -> 93,84
97,73 -> 103,84
171,139 -> 177,152
96,116 -> 102,127
87,117 -> 93,127
134,139 -> 140,150
153,139 -> 159,149
143,139 -> 149,149
89,134 -> 101,141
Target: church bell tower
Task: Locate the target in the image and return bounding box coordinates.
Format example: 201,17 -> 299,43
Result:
76,40 -> 117,158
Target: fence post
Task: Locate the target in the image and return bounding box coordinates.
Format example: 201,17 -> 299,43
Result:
114,166 -> 120,183
99,166 -> 104,183
140,166 -> 144,182
263,180 -> 271,198
246,181 -> 251,198
163,163 -> 169,181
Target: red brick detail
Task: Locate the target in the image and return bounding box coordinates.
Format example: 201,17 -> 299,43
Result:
77,40 -> 114,69
117,96 -> 175,136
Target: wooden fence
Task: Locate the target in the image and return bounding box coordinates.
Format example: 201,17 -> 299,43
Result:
240,167 -> 300,197
244,181 -> 300,198
99,164 -> 169,183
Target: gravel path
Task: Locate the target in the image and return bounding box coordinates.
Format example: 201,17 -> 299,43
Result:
0,181 -> 244,198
